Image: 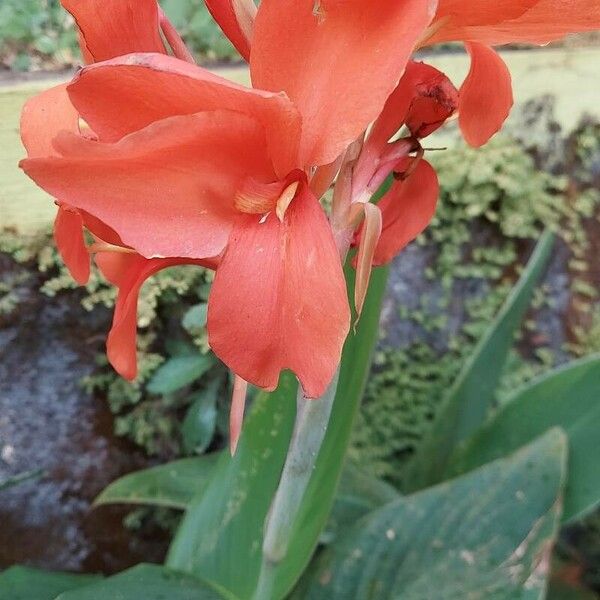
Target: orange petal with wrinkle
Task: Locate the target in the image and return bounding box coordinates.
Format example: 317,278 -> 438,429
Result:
208,184 -> 350,398
250,0 -> 434,167
67,54 -> 301,177
21,111 -> 275,260
459,43 -> 513,148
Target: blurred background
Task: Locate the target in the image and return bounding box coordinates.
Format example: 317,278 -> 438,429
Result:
1,0 -> 599,595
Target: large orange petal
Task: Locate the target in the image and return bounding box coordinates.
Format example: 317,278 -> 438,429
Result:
67,54 -> 301,177
21,111 -> 275,260
371,159 -> 439,266
208,185 -> 350,398
459,43 -> 513,148
61,0 -> 166,62
250,0 -> 435,168
20,84 -> 80,158
430,0 -> 600,45
205,0 -> 254,61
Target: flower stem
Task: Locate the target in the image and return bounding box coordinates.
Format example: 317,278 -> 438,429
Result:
254,370 -> 340,599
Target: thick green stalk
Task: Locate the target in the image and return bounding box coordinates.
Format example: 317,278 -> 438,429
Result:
254,370 -> 340,599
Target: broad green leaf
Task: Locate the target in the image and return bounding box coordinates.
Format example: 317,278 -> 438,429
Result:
94,454 -> 221,510
56,564 -> 228,600
303,430 -> 567,599
0,566 -> 99,600
147,354 -> 215,395
445,354 -> 600,523
167,373 -> 298,598
182,385 -> 219,454
167,265 -> 389,600
0,468 -> 42,491
182,303 -> 208,335
406,231 -> 555,490
323,462 -> 400,543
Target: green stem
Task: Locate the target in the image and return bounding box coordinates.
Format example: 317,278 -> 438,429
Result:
254,370 -> 340,599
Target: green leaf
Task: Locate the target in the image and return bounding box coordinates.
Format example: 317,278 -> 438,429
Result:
55,564 -> 228,600
302,430 -> 567,599
322,462 -> 399,543
406,231 -> 555,490
147,354 -> 215,395
167,265 -> 389,600
445,354 -> 600,523
94,454 -> 221,510
0,566 -> 100,600
0,468 -> 43,491
182,303 -> 208,335
167,373 -> 298,598
182,386 -> 219,455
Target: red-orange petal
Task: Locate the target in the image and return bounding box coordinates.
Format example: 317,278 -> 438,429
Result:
54,206 -> 90,285
372,159 -> 439,266
208,184 -> 350,398
21,111 -> 275,260
205,0 -> 254,61
20,84 -> 80,158
250,0 -> 435,168
430,0 -> 600,45
96,254 -> 172,380
67,54 -> 301,177
61,0 -> 166,62
459,43 -> 513,148
96,254 -> 215,380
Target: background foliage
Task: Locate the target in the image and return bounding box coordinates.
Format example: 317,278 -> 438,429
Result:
0,0 -> 238,71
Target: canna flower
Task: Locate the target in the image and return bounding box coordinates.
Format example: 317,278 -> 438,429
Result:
419,1 -> 600,147
21,0 -> 437,399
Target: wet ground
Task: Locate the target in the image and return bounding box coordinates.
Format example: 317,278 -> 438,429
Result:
0,254 -> 169,574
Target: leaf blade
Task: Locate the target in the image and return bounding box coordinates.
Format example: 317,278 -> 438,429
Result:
407,231 -> 555,490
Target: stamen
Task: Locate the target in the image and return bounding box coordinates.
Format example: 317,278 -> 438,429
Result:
276,181 -> 300,222
87,242 -> 137,255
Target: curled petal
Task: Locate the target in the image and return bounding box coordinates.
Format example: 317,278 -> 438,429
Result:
61,0 -> 166,62
205,0 -> 256,61
21,111 -> 275,260
20,84 -> 80,158
95,254 -> 216,380
355,62 -> 457,199
208,184 -> 350,398
96,254 -> 169,380
250,0 -> 434,167
54,206 -> 90,285
67,54 -> 301,177
459,43 -> 513,148
369,159 -> 439,266
369,61 -> 459,151
354,203 -> 382,319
